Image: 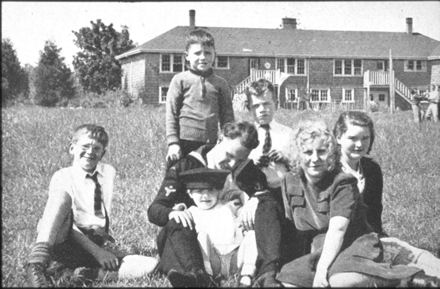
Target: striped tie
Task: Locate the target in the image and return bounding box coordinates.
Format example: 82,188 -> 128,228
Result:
261,124 -> 272,154
87,172 -> 105,218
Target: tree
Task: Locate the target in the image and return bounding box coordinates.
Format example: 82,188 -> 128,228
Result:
2,38 -> 28,105
32,41 -> 75,106
72,19 -> 135,94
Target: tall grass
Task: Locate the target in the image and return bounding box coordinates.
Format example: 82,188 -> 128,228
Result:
2,105 -> 439,287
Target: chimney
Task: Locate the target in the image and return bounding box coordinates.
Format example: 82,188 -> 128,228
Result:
282,18 -> 297,30
189,9 -> 195,29
406,17 -> 413,34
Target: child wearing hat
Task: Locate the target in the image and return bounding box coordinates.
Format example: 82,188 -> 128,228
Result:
176,167 -> 257,287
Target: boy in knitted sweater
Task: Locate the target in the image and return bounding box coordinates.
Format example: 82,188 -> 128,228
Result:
166,29 -> 234,167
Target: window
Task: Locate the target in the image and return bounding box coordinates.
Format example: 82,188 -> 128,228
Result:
286,88 -> 297,102
353,60 -> 362,75
277,58 -> 306,75
276,58 -> 285,72
287,58 -> 295,73
310,89 -> 330,102
334,59 -> 362,76
250,58 -> 260,69
297,59 -> 305,75
379,94 -> 386,101
405,60 -> 426,72
342,88 -> 354,103
161,54 -> 184,72
215,56 -> 229,69
159,86 -> 168,103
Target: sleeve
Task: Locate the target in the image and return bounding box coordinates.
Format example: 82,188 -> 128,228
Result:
363,160 -> 384,234
147,161 -> 188,226
166,74 -> 183,146
329,176 -> 358,219
217,78 -> 234,128
231,159 -> 268,197
48,169 -> 70,198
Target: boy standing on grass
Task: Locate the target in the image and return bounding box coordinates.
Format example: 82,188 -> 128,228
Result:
166,29 -> 234,167
177,168 -> 257,287
25,124 -> 125,287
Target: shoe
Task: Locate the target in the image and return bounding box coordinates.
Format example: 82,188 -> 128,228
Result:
408,271 -> 440,287
25,262 -> 52,287
252,270 -> 281,288
167,269 -> 218,288
167,269 -> 198,288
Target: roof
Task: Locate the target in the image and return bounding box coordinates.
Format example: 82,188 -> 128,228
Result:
117,26 -> 440,60
428,44 -> 440,60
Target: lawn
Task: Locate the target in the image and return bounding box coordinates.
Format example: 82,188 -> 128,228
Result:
2,105 -> 439,287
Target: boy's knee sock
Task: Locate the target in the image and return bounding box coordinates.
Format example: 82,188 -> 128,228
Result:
28,242 -> 51,266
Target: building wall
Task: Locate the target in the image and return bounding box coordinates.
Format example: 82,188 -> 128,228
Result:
430,59 -> 440,85
120,54 -> 146,98
121,53 -> 434,107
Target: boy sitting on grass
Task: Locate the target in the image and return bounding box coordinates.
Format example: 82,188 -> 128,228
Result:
24,124 -> 150,287
174,167 -> 257,287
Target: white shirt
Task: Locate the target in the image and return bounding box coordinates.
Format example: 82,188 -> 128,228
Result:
188,203 -> 243,255
48,162 -> 116,229
248,120 -> 296,188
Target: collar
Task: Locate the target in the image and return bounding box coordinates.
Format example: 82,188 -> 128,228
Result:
189,68 -> 213,78
72,162 -> 104,179
256,120 -> 277,130
340,159 -> 363,179
189,144 -> 215,167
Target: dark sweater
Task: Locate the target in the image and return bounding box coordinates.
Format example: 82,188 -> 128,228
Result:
360,157 -> 385,235
165,69 -> 234,146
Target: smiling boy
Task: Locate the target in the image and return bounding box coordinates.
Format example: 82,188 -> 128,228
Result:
25,124 -> 124,287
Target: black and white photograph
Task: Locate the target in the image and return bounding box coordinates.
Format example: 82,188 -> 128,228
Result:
2,1 -> 440,287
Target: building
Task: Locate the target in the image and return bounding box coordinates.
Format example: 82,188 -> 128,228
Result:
116,10 -> 440,111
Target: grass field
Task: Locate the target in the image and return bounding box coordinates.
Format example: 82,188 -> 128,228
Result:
2,105 -> 440,287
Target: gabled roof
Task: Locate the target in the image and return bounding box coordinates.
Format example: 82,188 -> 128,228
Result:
117,26 -> 440,60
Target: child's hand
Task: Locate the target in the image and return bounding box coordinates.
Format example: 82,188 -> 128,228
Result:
166,144 -> 182,162
268,149 -> 287,163
238,196 -> 259,231
313,268 -> 329,287
94,247 -> 119,271
169,209 -> 194,230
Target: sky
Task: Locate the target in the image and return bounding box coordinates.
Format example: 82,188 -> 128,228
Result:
2,1 -> 440,68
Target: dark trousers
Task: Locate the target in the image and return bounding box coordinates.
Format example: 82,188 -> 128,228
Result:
156,219 -> 205,274
166,139 -> 207,169
254,187 -> 299,276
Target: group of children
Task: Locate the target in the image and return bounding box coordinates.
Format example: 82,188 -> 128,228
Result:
410,84 -> 440,123
25,27 -> 440,288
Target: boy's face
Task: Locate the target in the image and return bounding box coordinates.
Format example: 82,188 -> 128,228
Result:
188,188 -> 219,210
212,137 -> 251,171
250,92 -> 275,125
186,43 -> 215,72
70,133 -> 105,173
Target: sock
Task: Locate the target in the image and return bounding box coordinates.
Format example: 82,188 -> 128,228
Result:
28,242 -> 51,266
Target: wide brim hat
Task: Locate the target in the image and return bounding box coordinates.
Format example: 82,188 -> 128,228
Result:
179,167 -> 230,189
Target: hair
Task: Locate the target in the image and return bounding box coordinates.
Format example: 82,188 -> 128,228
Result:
244,79 -> 276,109
185,29 -> 215,51
333,111 -> 375,154
71,124 -> 109,148
221,121 -> 259,150
293,118 -> 338,172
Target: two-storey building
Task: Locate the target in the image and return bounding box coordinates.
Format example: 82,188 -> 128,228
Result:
116,10 -> 440,111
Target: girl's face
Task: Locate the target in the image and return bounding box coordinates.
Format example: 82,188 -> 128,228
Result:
189,188 -> 219,210
337,123 -> 371,163
299,138 -> 332,183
